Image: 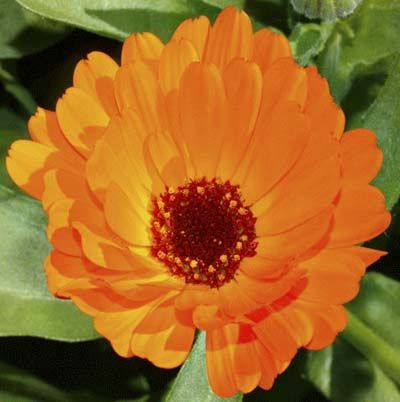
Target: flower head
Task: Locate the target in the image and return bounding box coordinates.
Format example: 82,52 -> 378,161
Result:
6,6 -> 390,397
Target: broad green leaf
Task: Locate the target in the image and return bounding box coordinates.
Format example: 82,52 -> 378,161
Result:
289,22 -> 333,66
116,395 -> 164,402
316,0 -> 400,102
306,273 -> 400,402
0,361 -> 72,402
307,339 -> 400,402
199,0 -> 245,8
0,336 -> 157,400
164,332 -> 242,402
0,361 -> 73,402
0,107 -> 99,341
0,0 -> 69,59
0,360 -> 99,402
345,273 -> 400,380
357,55 -> 400,211
16,0 -> 245,42
0,64 -> 36,115
244,0 -> 288,35
291,0 -> 363,20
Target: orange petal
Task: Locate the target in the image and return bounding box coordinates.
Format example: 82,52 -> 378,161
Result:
204,6 -> 253,70
56,87 -> 109,158
174,285 -> 217,311
121,32 -> 164,66
231,336 -> 262,394
86,112 -> 152,207
347,246 -> 386,266
158,39 -> 199,93
276,305 -> 313,347
86,135 -> 131,202
257,207 -> 334,260
218,59 -> 262,180
238,101 -> 309,205
305,66 -> 345,140
130,300 -> 195,368
260,57 -> 308,113
47,199 -> 82,256
328,185 -> 391,247
112,110 -> 158,195
172,16 -> 210,59
217,279 -> 259,317
252,28 -> 291,74
239,255 -> 287,279
46,189 -> 111,258
255,341 -> 279,390
6,140 -> 81,199
104,182 -> 151,247
298,249 -> 366,304
144,141 -> 188,199
298,302 -> 348,350
95,306 -> 150,357
178,62 -> 228,179
253,312 -> 299,362
340,128 -> 383,187
109,271 -> 184,293
206,324 -> 262,397
28,108 -> 84,166
114,61 -> 165,134
72,219 -> 150,270
73,51 -> 119,116
45,250 -> 113,297
69,286 -> 138,316
45,250 -> 133,294
143,132 -> 187,195
193,304 -> 227,330
42,169 -> 94,211
206,326 -> 241,397
237,269 -> 305,309
45,251 -> 84,296
287,71 -> 343,187
255,153 -> 341,235
94,292 -> 179,358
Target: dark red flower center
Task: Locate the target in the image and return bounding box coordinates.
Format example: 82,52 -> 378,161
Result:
150,178 -> 257,288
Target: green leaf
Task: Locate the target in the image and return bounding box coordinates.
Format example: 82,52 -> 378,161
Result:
15,0 -> 245,42
345,273 -> 400,380
0,107 -> 99,341
164,332 -> 242,402
0,361 -> 73,402
356,54 -> 400,211
316,0 -> 400,103
289,22 -> 333,66
199,0 -> 245,8
0,0 -> 69,59
307,339 -> 400,402
291,0 -> 363,21
244,0 -> 288,35
0,360 -> 99,402
0,64 -> 36,115
306,273 -> 400,402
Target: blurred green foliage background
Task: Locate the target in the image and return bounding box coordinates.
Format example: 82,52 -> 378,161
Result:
0,0 -> 399,401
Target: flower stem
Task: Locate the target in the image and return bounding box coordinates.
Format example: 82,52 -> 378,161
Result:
342,310 -> 400,385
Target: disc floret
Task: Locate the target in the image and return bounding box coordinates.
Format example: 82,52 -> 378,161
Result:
150,178 -> 257,287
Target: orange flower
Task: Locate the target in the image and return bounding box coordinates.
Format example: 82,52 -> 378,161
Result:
6,7 -> 390,397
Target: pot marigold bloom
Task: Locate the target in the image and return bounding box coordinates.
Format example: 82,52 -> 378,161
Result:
6,6 -> 391,397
